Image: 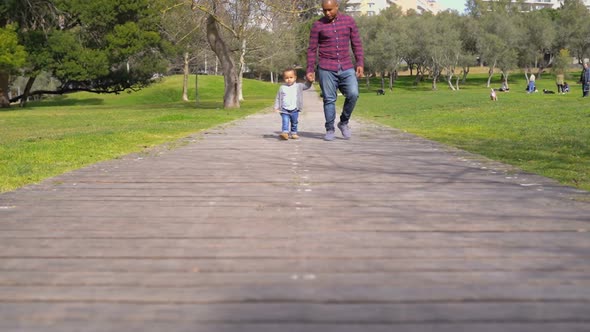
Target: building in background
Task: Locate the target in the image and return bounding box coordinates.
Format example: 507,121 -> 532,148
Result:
480,0 -> 590,11
389,0 -> 440,14
347,0 -> 440,16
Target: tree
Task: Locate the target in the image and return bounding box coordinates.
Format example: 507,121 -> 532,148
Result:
192,0 -> 314,108
6,0 -> 168,105
160,0 -> 210,102
0,0 -> 60,106
424,11 -> 463,90
403,13 -> 428,83
553,48 -> 572,82
555,0 -> 590,65
193,0 -> 240,108
519,9 -> 556,77
358,6 -> 405,91
458,13 -> 480,84
0,24 -> 27,107
475,4 -> 522,88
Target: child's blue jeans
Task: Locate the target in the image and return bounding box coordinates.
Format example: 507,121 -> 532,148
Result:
281,109 -> 299,133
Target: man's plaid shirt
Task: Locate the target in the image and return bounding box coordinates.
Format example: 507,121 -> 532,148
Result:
306,14 -> 364,74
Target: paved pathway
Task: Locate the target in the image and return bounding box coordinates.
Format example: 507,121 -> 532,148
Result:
1,87 -> 590,331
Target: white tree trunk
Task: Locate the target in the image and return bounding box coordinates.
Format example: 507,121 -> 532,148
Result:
182,52 -> 190,102
447,72 -> 455,91
238,39 -> 246,101
486,59 -> 497,87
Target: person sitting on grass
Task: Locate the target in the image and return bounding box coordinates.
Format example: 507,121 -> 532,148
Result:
527,73 -> 536,93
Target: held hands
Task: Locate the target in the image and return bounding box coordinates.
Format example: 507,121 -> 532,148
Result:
306,72 -> 315,82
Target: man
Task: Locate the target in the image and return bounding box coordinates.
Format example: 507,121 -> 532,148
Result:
306,0 -> 364,141
581,62 -> 590,97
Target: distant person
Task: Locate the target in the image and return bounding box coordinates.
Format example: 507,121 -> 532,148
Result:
273,68 -> 312,140
306,0 -> 364,141
563,82 -> 570,93
527,73 -> 536,93
556,72 -> 565,94
580,63 -> 590,97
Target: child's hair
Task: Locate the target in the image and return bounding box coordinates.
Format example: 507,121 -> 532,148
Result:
283,67 -> 297,77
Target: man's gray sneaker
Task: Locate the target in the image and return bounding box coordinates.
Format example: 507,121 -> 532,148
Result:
337,122 -> 351,139
324,130 -> 335,141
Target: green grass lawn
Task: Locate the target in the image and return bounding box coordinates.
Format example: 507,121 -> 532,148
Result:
0,75 -> 277,192
1,72 -> 589,193
355,74 -> 590,191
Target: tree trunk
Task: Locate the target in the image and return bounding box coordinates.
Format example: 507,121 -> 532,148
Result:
461,66 -> 469,83
238,39 -> 246,102
486,60 -> 497,87
20,76 -> 37,107
205,14 -> 239,108
380,72 -> 385,90
365,75 -> 370,90
195,73 -> 199,106
431,64 -> 439,90
414,65 -> 423,85
389,73 -> 393,91
447,70 -> 455,91
182,52 -> 190,102
0,73 -> 10,108
432,72 -> 438,90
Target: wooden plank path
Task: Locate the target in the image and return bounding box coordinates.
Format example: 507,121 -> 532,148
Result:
1,87 -> 590,331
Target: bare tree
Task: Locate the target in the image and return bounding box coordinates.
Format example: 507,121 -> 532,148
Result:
160,1 -> 211,102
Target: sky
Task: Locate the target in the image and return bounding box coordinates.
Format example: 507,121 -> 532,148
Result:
437,0 -> 467,13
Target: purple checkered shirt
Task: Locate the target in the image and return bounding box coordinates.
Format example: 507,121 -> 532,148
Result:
307,14 -> 364,74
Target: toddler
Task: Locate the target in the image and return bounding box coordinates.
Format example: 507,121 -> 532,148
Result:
274,68 -> 312,140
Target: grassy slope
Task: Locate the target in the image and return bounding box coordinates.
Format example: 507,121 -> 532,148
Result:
1,72 -> 588,193
0,75 -> 276,192
355,73 -> 590,191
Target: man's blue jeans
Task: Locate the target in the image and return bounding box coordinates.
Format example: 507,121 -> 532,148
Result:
281,110 -> 299,133
318,67 -> 359,131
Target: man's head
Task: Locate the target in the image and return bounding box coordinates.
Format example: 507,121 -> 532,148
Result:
321,0 -> 339,22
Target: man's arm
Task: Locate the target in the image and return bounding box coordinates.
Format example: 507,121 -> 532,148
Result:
349,18 -> 364,78
306,21 -> 320,82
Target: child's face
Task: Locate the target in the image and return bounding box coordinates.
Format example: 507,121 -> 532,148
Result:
283,70 -> 296,86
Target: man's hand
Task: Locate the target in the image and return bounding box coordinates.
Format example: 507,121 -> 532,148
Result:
306,72 -> 315,82
356,66 -> 364,78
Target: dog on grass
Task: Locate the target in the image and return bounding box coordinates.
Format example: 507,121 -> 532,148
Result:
543,89 -> 555,94
490,88 -> 497,101
376,89 -> 385,95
